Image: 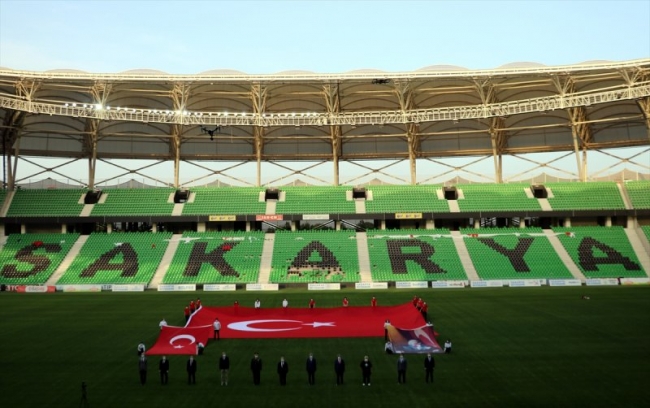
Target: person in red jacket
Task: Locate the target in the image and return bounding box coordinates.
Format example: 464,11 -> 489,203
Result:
184,306 -> 190,322
420,302 -> 428,321
416,298 -> 424,311
190,300 -> 196,314
309,298 -> 316,309
342,297 -> 349,307
371,297 -> 377,307
412,295 -> 418,307
196,298 -> 202,309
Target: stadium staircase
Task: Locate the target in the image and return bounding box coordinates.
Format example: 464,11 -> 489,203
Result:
266,200 -> 277,215
542,229 -> 585,281
46,235 -> 89,285
617,183 -> 633,209
149,234 -> 181,288
624,228 -> 650,276
356,232 -> 373,282
354,199 -> 366,214
0,190 -> 15,217
257,233 -> 276,283
450,231 -> 479,280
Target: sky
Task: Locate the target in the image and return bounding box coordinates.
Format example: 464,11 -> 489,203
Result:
0,0 -> 649,185
1,0 -> 649,74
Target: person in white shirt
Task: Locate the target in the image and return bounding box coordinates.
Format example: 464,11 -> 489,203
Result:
159,318 -> 167,330
213,318 -> 222,340
282,298 -> 288,308
137,341 -> 146,356
254,299 -> 261,309
385,341 -> 394,354
444,339 -> 452,354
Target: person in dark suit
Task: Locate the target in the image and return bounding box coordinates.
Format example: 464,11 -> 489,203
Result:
250,352 -> 262,385
159,355 -> 169,385
277,356 -> 289,385
360,355 -> 372,386
219,351 -> 230,386
306,353 -> 317,385
334,354 -> 345,385
424,353 -> 436,383
397,355 -> 407,384
138,354 -> 147,385
186,356 -> 197,384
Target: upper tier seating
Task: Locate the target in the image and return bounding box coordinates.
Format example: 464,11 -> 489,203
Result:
163,231 -> 265,284
182,187 -> 267,215
269,230 -> 360,283
545,182 -> 624,210
275,186 -> 356,214
56,232 -> 172,285
366,229 -> 467,281
552,226 -> 646,278
365,185 -> 449,213
0,233 -> 80,284
90,189 -> 176,216
455,183 -> 542,212
460,227 -> 573,280
7,189 -> 85,217
625,180 -> 650,209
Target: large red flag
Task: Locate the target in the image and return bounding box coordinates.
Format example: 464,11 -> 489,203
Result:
147,325 -> 212,355
185,303 -> 425,339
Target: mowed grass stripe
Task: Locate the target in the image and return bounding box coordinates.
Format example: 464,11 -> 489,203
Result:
0,287 -> 648,408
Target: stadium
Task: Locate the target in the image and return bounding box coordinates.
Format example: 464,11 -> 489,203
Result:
1,57 -> 649,407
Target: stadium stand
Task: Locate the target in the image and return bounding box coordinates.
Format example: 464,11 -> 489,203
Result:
90,189 -> 176,216
0,233 -> 80,284
625,180 -> 650,209
460,227 -> 573,280
365,185 -> 449,213
55,232 -> 172,284
552,226 -> 646,278
455,183 -> 542,212
182,187 -> 266,215
6,189 -> 86,217
545,182 -> 625,210
269,230 -> 360,283
366,229 -> 468,281
163,231 -> 265,284
274,186 -> 356,214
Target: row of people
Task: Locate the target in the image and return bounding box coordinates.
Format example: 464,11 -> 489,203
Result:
137,351 -> 440,386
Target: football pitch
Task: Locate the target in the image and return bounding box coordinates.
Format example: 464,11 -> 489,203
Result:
1,286 -> 648,408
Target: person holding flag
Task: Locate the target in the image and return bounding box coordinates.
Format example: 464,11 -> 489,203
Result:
342,297 -> 349,307
309,298 -> 316,309
213,318 -> 221,340
371,297 -> 377,307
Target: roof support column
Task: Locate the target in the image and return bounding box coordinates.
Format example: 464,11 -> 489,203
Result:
170,83 -> 191,188
476,80 -> 504,183
323,84 -> 341,186
394,80 -> 418,184
637,97 -> 650,141
251,84 -> 268,187
407,124 -> 418,185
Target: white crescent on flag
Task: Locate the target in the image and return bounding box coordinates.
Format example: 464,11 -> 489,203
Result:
169,334 -> 196,349
228,319 -> 335,332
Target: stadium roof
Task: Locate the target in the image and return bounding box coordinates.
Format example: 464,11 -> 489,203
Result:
0,58 -> 649,187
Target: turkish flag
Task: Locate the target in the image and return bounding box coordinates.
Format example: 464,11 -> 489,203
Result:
147,325 -> 212,355
186,303 -> 425,339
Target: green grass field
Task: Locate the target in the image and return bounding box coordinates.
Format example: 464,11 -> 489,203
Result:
1,286 -> 649,408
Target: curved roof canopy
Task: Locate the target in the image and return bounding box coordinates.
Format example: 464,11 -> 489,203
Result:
0,59 -> 648,164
